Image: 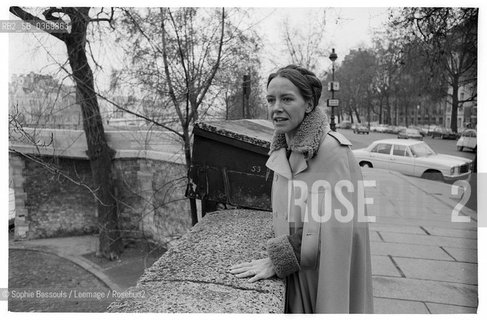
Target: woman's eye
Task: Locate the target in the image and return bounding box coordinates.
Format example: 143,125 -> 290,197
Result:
283,97 -> 292,102
267,98 -> 275,104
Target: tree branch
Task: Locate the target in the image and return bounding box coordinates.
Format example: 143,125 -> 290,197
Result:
194,8 -> 225,113
10,6 -> 68,42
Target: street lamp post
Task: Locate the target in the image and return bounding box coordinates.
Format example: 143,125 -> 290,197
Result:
328,48 -> 338,131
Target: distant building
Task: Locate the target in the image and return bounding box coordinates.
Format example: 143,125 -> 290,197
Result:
9,72 -> 82,129
445,84 -> 477,130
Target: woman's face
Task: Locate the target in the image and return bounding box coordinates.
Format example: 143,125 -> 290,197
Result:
267,76 -> 312,138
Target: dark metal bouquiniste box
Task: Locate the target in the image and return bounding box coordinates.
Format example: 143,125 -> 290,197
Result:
188,119 -> 275,213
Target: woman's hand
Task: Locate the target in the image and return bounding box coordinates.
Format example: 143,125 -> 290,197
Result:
229,258 -> 276,283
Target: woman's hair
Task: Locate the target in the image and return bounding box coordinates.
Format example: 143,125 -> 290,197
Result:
267,65 -> 323,108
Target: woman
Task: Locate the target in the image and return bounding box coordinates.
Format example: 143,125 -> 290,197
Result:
229,65 -> 373,313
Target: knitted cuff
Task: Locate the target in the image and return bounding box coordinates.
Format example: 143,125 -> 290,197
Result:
267,235 -> 301,278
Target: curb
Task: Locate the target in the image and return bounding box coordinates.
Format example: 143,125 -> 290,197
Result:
9,246 -> 123,293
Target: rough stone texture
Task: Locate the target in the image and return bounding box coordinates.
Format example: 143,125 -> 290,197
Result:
9,154 -> 29,239
22,156 -> 98,239
112,158 -> 191,244
108,209 -> 286,313
10,153 -> 190,244
195,120 -> 274,150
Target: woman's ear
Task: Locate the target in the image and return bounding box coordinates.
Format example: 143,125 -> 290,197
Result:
305,101 -> 314,113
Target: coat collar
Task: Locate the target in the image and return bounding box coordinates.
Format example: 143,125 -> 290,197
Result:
266,107 -> 330,178
265,148 -> 310,180
269,107 -> 329,161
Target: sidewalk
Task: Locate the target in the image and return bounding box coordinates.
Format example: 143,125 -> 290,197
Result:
9,168 -> 478,313
362,168 -> 477,313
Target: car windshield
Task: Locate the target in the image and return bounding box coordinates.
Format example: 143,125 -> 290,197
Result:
410,142 -> 436,157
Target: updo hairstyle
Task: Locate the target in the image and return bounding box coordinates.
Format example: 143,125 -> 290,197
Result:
267,65 -> 323,109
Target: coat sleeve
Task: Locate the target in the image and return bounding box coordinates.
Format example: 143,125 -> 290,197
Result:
266,229 -> 302,278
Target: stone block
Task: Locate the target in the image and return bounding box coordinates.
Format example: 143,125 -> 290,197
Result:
108,280 -> 282,313
426,302 -> 477,313
369,231 -> 383,242
373,276 -> 477,307
373,297 -> 429,313
393,257 -> 477,285
442,247 -> 477,263
371,256 -> 403,277
379,232 -> 477,249
15,225 -> 29,239
371,242 -> 453,260
369,223 -> 426,235
108,209 -> 285,313
421,226 -> 477,239
374,216 -> 476,230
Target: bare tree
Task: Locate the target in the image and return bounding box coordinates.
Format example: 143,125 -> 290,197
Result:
280,11 -> 328,74
111,8 -> 264,224
10,6 -> 123,260
390,8 -> 477,132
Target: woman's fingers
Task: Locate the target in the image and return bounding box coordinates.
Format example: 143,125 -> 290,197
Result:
248,273 -> 263,283
234,270 -> 256,278
228,266 -> 250,274
229,261 -> 253,270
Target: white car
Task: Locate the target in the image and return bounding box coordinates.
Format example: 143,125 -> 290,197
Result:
456,129 -> 477,152
352,139 -> 472,182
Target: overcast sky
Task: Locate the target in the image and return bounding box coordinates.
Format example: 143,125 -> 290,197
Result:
7,7 -> 391,88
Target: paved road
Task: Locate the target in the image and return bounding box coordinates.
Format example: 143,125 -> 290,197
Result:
338,129 -> 476,160
9,249 -> 115,312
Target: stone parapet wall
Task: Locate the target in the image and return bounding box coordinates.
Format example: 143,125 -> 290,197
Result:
108,209 -> 285,313
9,152 -> 191,244
113,157 -> 191,244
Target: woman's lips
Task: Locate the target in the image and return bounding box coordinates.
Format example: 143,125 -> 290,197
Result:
273,117 -> 288,122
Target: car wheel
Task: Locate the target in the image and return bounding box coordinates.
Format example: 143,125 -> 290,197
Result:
421,171 -> 444,182
457,146 -> 463,151
360,162 -> 373,168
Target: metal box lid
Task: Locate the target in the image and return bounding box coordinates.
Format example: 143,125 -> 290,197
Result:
193,119 -> 274,153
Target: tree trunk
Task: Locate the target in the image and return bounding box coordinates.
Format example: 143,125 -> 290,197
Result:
450,75 -> 459,132
65,9 -> 122,259
183,126 -> 198,225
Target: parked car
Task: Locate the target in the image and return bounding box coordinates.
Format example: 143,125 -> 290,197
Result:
430,127 -> 457,139
409,126 -> 427,137
456,129 -> 477,152
384,125 -> 396,134
369,123 -> 379,132
353,124 -> 370,134
375,124 -> 389,133
339,121 -> 352,129
398,128 -> 423,140
352,139 -> 472,182
424,125 -> 440,136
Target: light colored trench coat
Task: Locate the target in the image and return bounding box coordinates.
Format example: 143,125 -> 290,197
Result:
265,110 -> 373,313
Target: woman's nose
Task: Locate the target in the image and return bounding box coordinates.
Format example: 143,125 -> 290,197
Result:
270,100 -> 283,112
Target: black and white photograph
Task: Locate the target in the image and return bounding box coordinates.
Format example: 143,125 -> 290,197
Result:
2,1 -> 483,317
